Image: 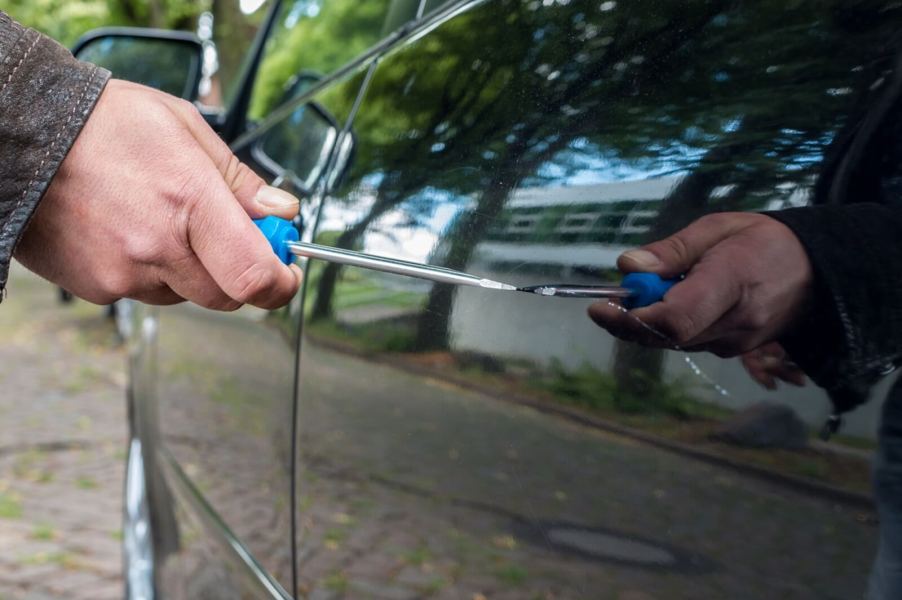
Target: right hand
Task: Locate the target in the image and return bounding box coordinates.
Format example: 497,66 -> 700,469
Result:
15,79 -> 303,311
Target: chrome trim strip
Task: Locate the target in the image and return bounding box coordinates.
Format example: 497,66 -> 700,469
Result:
159,448 -> 292,600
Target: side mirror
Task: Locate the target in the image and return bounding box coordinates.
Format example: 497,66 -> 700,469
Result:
251,102 -> 351,195
73,28 -> 203,101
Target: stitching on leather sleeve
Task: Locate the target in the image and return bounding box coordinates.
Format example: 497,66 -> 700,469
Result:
0,30 -> 39,96
1,67 -> 99,238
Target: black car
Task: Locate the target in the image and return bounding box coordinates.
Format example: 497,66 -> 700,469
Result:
75,0 -> 899,598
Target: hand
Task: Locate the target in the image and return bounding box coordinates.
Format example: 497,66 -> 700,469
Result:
588,212 -> 814,357
15,79 -> 302,310
741,342 -> 806,390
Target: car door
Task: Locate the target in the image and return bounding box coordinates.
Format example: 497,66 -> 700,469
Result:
140,1 -> 427,598
291,1 -> 894,598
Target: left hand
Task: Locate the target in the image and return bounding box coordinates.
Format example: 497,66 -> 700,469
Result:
588,212 -> 814,357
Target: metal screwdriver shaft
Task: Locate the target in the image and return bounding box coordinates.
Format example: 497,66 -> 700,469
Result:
253,216 -> 679,307
286,240 -> 518,291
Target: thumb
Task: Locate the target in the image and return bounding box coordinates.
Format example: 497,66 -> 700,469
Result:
169,98 -> 299,220
617,213 -> 746,277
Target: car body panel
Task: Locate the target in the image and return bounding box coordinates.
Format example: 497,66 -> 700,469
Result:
142,37 -> 369,598
291,0 -> 893,597
124,0 -> 902,598
152,302 -> 298,595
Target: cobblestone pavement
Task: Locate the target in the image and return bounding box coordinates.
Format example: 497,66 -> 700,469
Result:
0,266 -> 126,600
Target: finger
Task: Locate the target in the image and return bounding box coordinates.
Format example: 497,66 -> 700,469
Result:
130,287 -> 185,306
758,341 -> 787,359
617,213 -> 748,278
168,99 -> 300,219
772,363 -> 807,387
161,258 -> 243,311
755,370 -> 778,390
740,353 -> 777,389
187,177 -> 302,309
626,260 -> 741,347
587,302 -> 676,348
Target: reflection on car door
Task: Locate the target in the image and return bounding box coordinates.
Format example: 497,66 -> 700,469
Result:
292,1 -> 895,598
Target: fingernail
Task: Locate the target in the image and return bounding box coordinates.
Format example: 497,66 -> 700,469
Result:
255,185 -> 299,209
621,249 -> 660,269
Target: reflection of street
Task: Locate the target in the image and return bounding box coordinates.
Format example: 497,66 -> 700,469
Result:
296,341 -> 875,599
152,303 -> 298,595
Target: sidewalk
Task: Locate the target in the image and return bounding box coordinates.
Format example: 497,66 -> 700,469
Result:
0,266 -> 125,600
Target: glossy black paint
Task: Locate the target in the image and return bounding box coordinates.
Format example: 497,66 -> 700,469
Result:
294,0 -> 894,597
127,0 -> 902,598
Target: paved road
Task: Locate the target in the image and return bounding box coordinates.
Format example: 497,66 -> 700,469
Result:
0,267 -> 125,600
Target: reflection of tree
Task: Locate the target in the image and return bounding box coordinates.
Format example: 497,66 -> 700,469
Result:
249,0 -> 392,118
314,0 -> 900,369
313,0 -> 725,326
6,0 -> 204,46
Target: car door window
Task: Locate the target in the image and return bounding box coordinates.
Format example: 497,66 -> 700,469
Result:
248,0 -> 415,120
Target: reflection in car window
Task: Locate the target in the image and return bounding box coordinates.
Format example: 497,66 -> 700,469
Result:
201,0 -> 271,110
249,0 -> 398,119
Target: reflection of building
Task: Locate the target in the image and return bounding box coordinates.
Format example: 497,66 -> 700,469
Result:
488,178 -> 674,246
474,176 -> 809,274
476,178 -> 678,275
450,178 -> 880,438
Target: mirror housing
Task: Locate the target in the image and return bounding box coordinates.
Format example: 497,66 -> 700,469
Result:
251,102 -> 345,196
73,28 -> 203,101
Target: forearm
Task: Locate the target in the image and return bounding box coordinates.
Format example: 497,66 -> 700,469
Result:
768,204 -> 902,407
0,11 -> 109,296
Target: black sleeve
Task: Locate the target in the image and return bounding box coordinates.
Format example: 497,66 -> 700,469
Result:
0,11 -> 110,297
766,203 -> 902,412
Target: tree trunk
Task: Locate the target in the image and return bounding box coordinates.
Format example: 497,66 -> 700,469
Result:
412,182 -> 513,351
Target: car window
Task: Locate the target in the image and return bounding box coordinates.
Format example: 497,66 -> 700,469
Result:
248,0 -> 413,120
197,0 -> 272,110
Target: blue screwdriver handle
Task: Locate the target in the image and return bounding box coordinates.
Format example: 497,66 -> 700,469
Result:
253,215 -> 299,265
620,272 -> 679,309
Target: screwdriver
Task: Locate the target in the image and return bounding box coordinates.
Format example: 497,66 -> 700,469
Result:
253,216 -> 678,309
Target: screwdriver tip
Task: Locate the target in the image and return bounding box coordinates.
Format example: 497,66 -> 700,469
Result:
479,279 -> 517,291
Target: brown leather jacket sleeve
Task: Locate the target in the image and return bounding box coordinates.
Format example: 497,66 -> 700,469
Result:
0,12 -> 110,297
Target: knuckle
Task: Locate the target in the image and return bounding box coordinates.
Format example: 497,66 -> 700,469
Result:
121,232 -> 162,265
230,262 -> 279,304
172,97 -> 200,119
734,298 -> 771,331
99,269 -> 135,300
744,307 -> 771,331
659,311 -> 697,346
221,154 -> 252,192
660,235 -> 691,264
698,212 -> 730,229
200,296 -> 243,312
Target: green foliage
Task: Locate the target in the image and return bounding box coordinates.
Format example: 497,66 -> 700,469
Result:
0,492 -> 23,519
2,0 -> 209,47
493,563 -> 528,585
308,317 -> 418,353
31,523 -> 55,541
541,360 -> 720,420
249,0 -> 393,118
